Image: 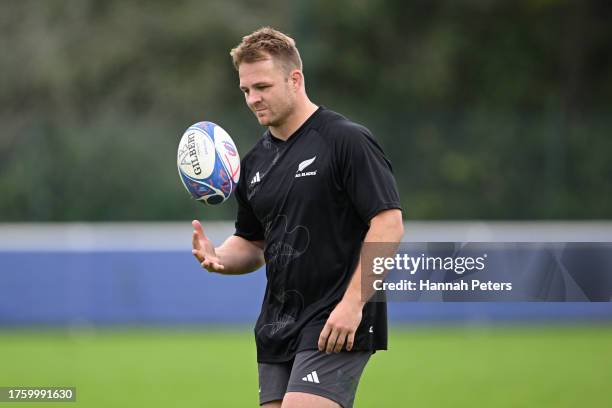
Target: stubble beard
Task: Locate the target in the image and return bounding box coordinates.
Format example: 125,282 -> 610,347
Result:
267,94 -> 296,128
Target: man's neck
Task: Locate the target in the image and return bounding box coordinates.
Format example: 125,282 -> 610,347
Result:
269,101 -> 319,141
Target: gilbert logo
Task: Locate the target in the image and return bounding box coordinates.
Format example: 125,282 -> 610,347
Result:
295,156 -> 317,178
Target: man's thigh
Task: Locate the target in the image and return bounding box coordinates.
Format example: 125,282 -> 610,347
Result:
282,392 -> 340,408
258,350 -> 372,408
283,350 -> 372,408
258,360 -> 292,406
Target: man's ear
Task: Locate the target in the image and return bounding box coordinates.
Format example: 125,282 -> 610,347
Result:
290,70 -> 303,90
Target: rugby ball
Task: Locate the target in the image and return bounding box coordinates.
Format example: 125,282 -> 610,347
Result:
177,121 -> 240,205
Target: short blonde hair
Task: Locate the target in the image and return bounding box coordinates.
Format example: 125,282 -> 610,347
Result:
230,27 -> 302,73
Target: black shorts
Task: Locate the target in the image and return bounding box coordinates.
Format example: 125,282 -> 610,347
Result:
258,350 -> 372,408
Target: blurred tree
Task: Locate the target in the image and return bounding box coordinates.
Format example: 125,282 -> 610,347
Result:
0,0 -> 610,221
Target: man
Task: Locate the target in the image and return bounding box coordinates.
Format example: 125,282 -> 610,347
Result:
191,27 -> 403,408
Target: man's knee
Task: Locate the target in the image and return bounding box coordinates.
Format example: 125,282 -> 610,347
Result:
282,392 -> 340,408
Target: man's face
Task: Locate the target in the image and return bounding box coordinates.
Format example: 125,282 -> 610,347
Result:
238,58 -> 296,127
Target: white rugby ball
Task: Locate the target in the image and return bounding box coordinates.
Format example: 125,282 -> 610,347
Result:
177,121 -> 240,205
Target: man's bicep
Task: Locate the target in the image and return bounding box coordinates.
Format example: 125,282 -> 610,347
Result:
369,208 -> 403,228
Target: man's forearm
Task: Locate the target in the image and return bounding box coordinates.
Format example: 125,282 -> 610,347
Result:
214,235 -> 265,275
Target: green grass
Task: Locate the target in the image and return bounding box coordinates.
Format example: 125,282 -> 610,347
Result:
0,325 -> 611,407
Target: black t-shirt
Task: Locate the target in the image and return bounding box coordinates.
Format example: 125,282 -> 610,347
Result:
234,106 -> 401,363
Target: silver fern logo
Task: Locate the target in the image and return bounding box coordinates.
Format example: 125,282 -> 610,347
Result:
295,156 -> 317,178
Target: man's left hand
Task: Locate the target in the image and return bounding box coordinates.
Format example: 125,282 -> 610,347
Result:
318,299 -> 363,353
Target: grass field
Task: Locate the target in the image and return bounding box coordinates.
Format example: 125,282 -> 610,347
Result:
1,324 -> 611,407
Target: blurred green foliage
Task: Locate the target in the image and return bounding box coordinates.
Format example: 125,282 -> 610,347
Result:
1,0 -> 610,221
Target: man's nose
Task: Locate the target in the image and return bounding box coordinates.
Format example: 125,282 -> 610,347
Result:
247,91 -> 262,106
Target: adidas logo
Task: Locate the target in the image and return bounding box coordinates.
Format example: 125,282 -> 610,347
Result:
301,370 -> 320,384
295,156 -> 317,178
250,171 -> 261,185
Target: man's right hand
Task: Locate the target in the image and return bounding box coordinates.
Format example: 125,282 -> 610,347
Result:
192,220 -> 226,273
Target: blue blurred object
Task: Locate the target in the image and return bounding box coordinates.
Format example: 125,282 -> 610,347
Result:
1,250 -> 611,326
